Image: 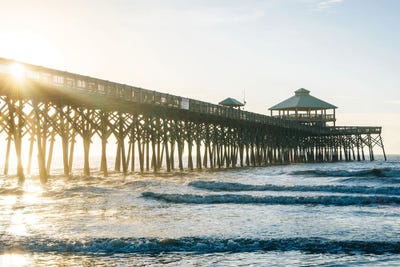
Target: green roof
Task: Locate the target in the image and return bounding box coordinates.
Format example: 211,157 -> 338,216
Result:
219,97 -> 244,107
269,88 -> 337,110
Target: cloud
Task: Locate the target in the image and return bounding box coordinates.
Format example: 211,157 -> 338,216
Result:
316,0 -> 346,10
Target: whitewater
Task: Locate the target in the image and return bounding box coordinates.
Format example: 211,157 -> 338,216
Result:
1,156 -> 400,266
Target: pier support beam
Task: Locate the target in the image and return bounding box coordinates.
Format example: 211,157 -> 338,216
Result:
33,101 -> 47,184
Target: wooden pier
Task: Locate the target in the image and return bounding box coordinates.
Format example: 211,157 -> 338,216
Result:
0,58 -> 386,184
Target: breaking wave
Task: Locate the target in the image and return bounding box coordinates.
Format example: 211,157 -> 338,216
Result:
189,181 -> 400,195
291,168 -> 400,178
142,192 -> 400,206
1,236 -> 399,255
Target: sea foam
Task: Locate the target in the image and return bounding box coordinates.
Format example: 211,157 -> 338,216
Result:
1,236 -> 399,255
142,192 -> 400,206
189,181 -> 400,195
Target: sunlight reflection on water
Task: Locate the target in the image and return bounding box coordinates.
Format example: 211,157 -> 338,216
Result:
0,253 -> 32,267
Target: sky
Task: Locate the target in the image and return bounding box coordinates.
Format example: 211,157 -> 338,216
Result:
0,0 -> 399,154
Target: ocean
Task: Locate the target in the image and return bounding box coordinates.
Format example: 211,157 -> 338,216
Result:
0,155 -> 399,266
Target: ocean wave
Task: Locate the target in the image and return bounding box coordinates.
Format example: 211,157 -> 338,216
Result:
0,187 -> 24,196
340,176 -> 400,184
42,185 -> 116,198
189,181 -> 400,195
142,192 -> 400,206
290,168 -> 400,178
62,185 -> 114,194
1,236 -> 399,255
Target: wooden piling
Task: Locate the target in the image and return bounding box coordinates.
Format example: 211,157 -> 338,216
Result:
4,136 -> 11,175
33,101 -> 47,184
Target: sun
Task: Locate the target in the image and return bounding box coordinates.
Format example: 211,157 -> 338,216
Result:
10,63 -> 26,80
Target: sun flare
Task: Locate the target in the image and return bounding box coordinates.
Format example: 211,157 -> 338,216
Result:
10,63 -> 26,80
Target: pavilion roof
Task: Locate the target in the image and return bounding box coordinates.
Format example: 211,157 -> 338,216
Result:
269,88 -> 337,110
219,97 -> 244,107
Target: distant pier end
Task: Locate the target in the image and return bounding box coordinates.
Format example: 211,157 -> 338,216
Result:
269,88 -> 385,160
269,88 -> 337,127
0,58 -> 386,185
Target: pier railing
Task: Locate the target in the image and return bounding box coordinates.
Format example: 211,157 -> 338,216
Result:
328,126 -> 382,135
272,114 -> 336,121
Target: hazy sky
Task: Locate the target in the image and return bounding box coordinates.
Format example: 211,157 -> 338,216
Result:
0,0 -> 399,153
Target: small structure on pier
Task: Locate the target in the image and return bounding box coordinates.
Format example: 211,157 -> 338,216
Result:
269,88 -> 337,126
219,97 -> 244,109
